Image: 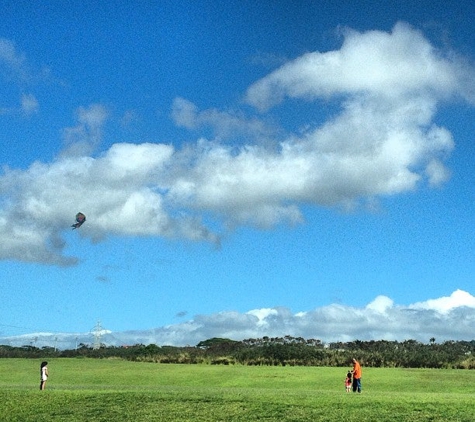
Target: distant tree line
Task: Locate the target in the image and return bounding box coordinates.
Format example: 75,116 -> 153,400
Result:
2,336 -> 475,369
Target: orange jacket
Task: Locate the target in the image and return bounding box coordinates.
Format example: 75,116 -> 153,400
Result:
352,361 -> 362,379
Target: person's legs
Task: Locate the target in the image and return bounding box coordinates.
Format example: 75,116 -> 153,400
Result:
356,378 -> 361,393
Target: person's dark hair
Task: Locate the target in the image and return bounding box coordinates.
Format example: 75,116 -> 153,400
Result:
40,361 -> 48,368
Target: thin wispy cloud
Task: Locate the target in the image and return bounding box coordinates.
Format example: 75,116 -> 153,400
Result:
0,38 -> 29,81
61,104 -> 109,157
20,93 -> 39,115
171,97 -> 277,142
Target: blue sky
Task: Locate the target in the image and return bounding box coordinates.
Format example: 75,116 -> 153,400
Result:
1,1 -> 475,348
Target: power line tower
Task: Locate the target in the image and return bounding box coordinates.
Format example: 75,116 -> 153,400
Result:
92,321 -> 103,350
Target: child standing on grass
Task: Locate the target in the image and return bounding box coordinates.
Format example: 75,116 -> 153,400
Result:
345,371 -> 352,393
40,361 -> 48,390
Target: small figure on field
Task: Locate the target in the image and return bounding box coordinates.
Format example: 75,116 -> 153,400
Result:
345,371 -> 352,393
40,361 -> 48,390
351,358 -> 362,393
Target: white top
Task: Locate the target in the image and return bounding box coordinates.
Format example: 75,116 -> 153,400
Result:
41,366 -> 48,381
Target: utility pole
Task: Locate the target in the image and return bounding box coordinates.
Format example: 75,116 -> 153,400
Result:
92,321 -> 102,350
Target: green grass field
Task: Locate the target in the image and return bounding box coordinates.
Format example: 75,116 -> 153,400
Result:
1,358 -> 475,421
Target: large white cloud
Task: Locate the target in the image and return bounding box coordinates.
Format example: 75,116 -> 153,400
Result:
245,22 -> 475,109
409,289 -> 475,314
1,22 -> 474,264
2,290 -> 475,348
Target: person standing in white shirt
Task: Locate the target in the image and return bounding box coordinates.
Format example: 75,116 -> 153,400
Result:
40,361 -> 48,390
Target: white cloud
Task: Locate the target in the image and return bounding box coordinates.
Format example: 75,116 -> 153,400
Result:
21,93 -> 39,115
61,104 -> 109,157
1,23 -> 474,265
247,308 -> 279,326
2,290 -> 475,348
245,22 -> 474,110
0,140 -> 216,264
425,158 -> 451,186
409,289 -> 475,314
171,97 -> 199,129
0,38 -> 28,80
171,97 -> 277,142
366,295 -> 394,313
0,37 -> 52,84
146,290 -> 475,346
0,93 -> 39,117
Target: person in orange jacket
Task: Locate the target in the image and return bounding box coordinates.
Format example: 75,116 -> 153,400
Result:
351,358 -> 362,393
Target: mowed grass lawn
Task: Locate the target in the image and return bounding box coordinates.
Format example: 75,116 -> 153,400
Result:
1,358 -> 475,421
